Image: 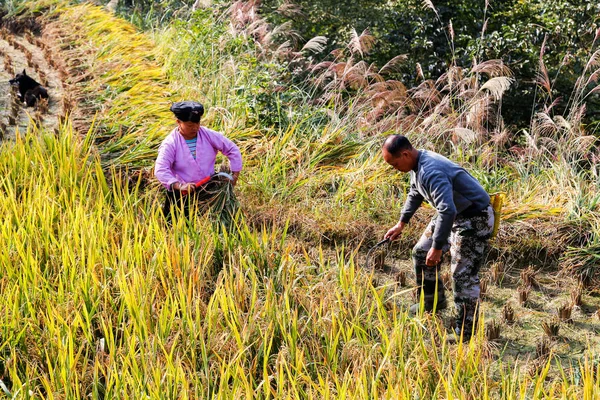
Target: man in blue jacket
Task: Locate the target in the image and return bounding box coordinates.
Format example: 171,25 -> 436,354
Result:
382,135 -> 494,342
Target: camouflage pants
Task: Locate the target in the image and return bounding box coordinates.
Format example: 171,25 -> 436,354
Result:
413,204 -> 494,335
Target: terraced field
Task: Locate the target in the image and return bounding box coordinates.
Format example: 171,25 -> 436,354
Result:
0,23 -> 67,138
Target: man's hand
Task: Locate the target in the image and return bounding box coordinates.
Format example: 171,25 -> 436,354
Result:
426,248 -> 442,267
384,222 -> 406,241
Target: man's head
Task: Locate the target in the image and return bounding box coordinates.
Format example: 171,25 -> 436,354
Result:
382,135 -> 417,172
171,101 -> 204,138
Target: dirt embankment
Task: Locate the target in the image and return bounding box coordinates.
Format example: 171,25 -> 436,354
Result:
0,13 -> 76,140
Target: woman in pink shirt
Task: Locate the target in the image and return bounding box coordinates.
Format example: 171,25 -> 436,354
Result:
155,101 -> 243,221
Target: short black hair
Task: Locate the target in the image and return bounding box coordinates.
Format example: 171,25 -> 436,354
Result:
383,134 -> 413,156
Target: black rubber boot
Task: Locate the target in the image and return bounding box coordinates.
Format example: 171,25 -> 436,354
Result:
448,299 -> 479,343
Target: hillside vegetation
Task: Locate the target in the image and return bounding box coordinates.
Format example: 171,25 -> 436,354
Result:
0,0 -> 599,398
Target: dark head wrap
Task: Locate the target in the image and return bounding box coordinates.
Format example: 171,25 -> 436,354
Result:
170,101 -> 204,123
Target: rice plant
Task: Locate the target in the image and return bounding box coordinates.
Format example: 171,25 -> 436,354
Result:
0,0 -> 599,397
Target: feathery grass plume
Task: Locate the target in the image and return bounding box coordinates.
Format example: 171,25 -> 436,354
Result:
348,28 -> 376,57
536,35 -> 552,98
594,27 -> 600,46
422,0 -> 439,18
479,76 -> 514,101
276,1 -> 303,18
452,127 -> 478,144
379,54 -> 408,76
301,35 -> 327,54
228,0 -> 260,30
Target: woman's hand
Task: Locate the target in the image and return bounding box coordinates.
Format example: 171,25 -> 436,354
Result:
173,182 -> 196,193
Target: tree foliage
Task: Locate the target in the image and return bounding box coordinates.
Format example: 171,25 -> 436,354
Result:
259,0 -> 600,128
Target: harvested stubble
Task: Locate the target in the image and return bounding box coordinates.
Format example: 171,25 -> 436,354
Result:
24,49 -> 33,66
24,31 -> 34,44
520,266 -> 538,288
571,284 -> 583,306
502,303 -> 515,324
11,102 -> 20,118
395,270 -> 407,287
36,98 -> 49,114
528,337 -> 553,376
536,336 -> 553,360
518,285 -> 531,306
489,262 -> 504,284
542,318 -> 560,338
3,57 -> 12,73
33,110 -> 43,126
485,320 -> 501,341
480,277 -> 489,299
557,303 -> 573,323
12,39 -> 23,52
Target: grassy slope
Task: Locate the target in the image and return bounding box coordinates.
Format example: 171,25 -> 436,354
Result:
0,0 -> 599,398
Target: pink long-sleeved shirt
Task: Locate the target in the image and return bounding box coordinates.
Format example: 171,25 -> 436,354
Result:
155,126 -> 243,189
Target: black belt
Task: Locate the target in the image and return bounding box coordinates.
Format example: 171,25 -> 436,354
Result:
459,203 -> 490,218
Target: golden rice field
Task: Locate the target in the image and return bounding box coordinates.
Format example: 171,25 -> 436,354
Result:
0,1 -> 599,398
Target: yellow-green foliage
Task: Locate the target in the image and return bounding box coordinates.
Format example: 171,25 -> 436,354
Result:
0,123 -> 597,399
2,1 -> 599,397
56,3 -> 172,166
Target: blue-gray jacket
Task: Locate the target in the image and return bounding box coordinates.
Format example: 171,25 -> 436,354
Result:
399,150 -> 490,249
